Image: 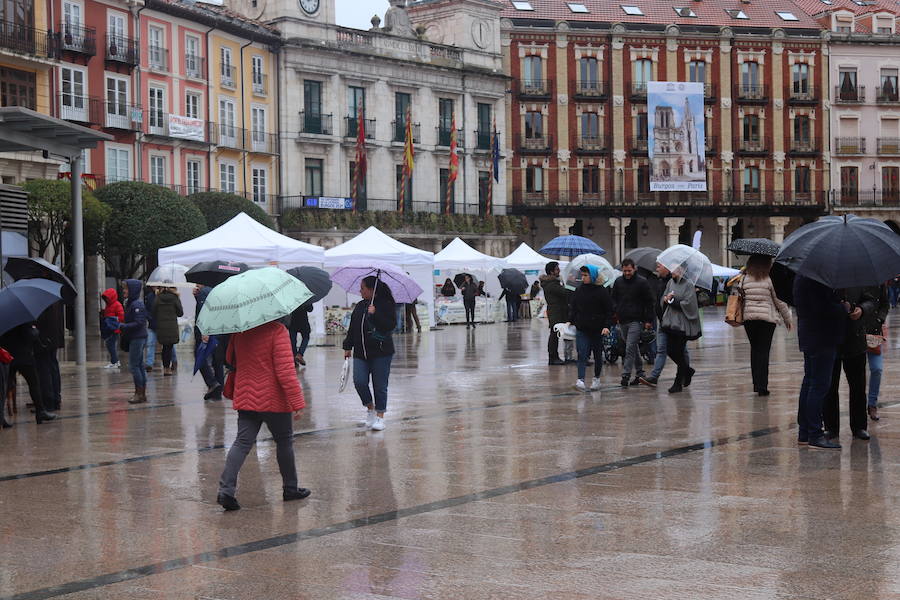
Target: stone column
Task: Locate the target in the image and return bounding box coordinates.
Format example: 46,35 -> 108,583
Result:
663,216 -> 685,248
607,217 -> 631,266
716,217 -> 736,267
769,216 -> 791,244
553,217 -> 576,236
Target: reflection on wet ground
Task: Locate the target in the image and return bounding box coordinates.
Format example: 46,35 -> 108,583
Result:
1,308 -> 899,599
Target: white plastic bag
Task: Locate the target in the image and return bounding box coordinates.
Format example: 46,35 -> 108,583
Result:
338,358 -> 351,393
553,322 -> 577,341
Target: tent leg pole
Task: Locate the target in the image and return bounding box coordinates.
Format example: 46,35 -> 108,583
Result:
71,156 -> 87,366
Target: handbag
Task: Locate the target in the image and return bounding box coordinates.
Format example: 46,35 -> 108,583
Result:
725,275 -> 745,327
866,324 -> 887,355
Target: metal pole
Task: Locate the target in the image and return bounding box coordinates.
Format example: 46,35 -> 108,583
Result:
71,155 -> 87,365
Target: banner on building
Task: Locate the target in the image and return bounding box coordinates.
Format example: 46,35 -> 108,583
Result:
647,82 -> 706,192
305,196 -> 353,210
169,115 -> 206,142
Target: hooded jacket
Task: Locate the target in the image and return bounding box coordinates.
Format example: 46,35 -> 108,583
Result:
101,288 -> 125,336
152,289 -> 184,346
568,265 -> 615,334
119,279 -> 148,342
540,273 -> 571,326
611,273 -> 655,325
660,276 -> 702,340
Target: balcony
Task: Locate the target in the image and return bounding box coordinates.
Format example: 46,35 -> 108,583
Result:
249,130 -> 279,154
575,134 -> 609,154
105,33 -> 138,67
515,79 -> 552,99
833,190 -> 900,207
344,116 -> 376,139
392,121 -> 421,143
574,81 -> 607,100
878,137 -> 900,154
144,113 -> 211,144
103,101 -> 142,130
736,84 -> 768,103
510,190 -> 828,213
737,138 -> 767,155
59,23 -> 95,57
517,134 -> 552,154
834,85 -> 865,103
185,54 -> 205,80
299,111 -> 333,136
212,123 -> 241,149
631,82 -> 648,100
252,73 -> 267,96
789,137 -> 820,156
876,86 -> 900,104
220,65 -> 236,89
834,137 -> 866,154
436,127 -> 465,147
54,94 -> 102,125
473,129 -> 492,151
148,46 -> 168,71
0,19 -> 58,58
789,85 -> 818,104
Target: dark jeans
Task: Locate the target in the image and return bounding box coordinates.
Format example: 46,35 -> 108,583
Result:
576,330 -> 603,380
464,300 -> 476,325
9,363 -> 45,414
35,349 -> 61,411
353,355 -> 392,412
105,334 -> 119,364
744,320 -> 776,392
195,335 -> 224,389
218,410 -> 298,497
289,328 -> 310,357
128,338 -> 147,388
664,330 -> 690,382
824,352 -> 868,435
797,346 -> 837,440
505,297 -> 518,322
161,344 -> 175,369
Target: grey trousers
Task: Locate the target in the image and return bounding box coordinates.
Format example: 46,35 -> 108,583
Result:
620,321 -> 644,378
219,410 -> 298,497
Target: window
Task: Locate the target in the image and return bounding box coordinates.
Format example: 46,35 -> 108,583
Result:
581,112 -> 599,140
743,114 -> 760,141
776,11 -> 799,21
252,167 -> 268,204
252,55 -> 265,93
726,9 -> 749,18
511,1 -> 533,9
108,12 -> 125,38
836,25 -> 852,33
792,63 -> 810,95
150,155 -> 166,185
579,57 -> 599,92
524,111 -> 543,139
395,92 -> 411,142
621,5 -> 643,15
220,47 -> 234,86
439,168 -> 454,214
0,67 -> 36,109
251,106 -> 266,149
60,66 -> 86,120
396,164 -> 413,210
841,166 -> 858,200
881,68 -> 898,100
743,167 -> 760,194
149,86 -> 165,133
637,164 -> 650,193
795,166 -> 811,194
793,115 -> 811,144
218,98 -> 236,145
186,159 -> 201,194
62,1 -> 82,49
673,7 -> 697,17
185,36 -> 200,77
525,166 -> 543,193
439,98 -> 454,145
838,69 -> 857,101
477,102 -> 491,148
688,60 -> 706,84
741,61 -> 760,87
185,92 -> 200,119
105,75 -> 128,127
219,161 -> 236,192
635,111 -> 648,142
148,26 -> 164,69
305,158 -> 323,196
883,167 -> 899,200
304,80 -> 323,133
633,59 -> 652,94
523,55 -> 542,85
105,146 -> 130,182
582,166 -> 600,195
348,85 -> 365,136
568,3 -> 588,13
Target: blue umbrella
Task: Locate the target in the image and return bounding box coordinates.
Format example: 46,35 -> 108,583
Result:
0,278 -> 65,337
539,235 -> 606,257
193,337 -> 218,375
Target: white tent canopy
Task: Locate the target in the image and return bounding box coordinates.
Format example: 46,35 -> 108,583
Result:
158,212 -> 324,266
504,242 -> 552,272
434,237 -> 503,270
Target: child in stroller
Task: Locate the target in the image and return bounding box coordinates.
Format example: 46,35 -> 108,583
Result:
603,325 -> 657,365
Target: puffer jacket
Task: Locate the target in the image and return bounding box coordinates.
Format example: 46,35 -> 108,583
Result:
101,288 -> 124,335
152,289 -> 184,345
540,274 -> 571,326
119,279 -> 148,342
568,265 -> 614,334
740,274 -> 792,326
225,321 -> 304,413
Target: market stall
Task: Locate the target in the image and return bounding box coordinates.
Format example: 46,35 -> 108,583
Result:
433,238 -> 503,324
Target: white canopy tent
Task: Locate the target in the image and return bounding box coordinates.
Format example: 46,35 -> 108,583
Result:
324,226 -> 435,322
434,237 -> 503,297
157,212 -> 327,335
504,242 -> 555,288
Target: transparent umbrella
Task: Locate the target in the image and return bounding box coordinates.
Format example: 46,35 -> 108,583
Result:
562,254 -> 617,289
657,244 -> 714,291
147,263 -> 192,288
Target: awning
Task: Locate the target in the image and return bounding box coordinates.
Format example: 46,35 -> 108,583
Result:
0,106 -> 112,157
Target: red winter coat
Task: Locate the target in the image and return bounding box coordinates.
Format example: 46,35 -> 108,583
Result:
226,321 -> 304,413
101,288 -> 125,334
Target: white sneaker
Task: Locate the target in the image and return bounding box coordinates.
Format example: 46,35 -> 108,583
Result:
575,379 -> 587,392
591,377 -> 602,391
104,362 -> 120,369
359,409 -> 375,428
371,416 -> 386,431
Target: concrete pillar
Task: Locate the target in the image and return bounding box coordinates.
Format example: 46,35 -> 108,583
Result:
663,216 -> 685,248
607,217 -> 631,266
769,216 -> 791,244
70,155 -> 86,365
86,255 -> 104,329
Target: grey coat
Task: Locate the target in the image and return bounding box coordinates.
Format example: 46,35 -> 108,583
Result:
660,276 -> 702,340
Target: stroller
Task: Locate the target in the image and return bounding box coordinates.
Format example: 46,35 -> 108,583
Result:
602,327 -> 624,365
639,328 -> 657,365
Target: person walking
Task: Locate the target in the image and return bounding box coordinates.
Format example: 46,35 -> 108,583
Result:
612,258 -> 655,387
100,288 -> 124,369
640,263 -> 690,388
194,284 -> 223,400
794,274 -> 848,449
824,285 -> 886,442
152,286 -> 183,376
740,255 -> 793,396
459,274 -> 479,329
0,323 -> 55,424
568,265 -> 614,392
216,319 -> 309,512
288,303 -> 313,366
343,276 -> 397,432
498,286 -> 520,322
119,279 -> 149,404
541,261 -> 573,365
143,286 -> 158,373
658,266 -> 701,394
867,285 -> 890,421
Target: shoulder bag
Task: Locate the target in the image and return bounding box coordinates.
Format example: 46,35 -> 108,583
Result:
725,275 -> 745,327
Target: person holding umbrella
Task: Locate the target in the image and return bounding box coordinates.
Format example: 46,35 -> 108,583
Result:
568,265 -> 614,392
288,303 -> 313,366
286,266 -> 334,366
658,266 -> 701,394
0,323 -> 55,424
120,279 -> 150,404
459,274 -> 479,328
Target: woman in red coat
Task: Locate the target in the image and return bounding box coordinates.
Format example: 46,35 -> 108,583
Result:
217,319 -> 309,511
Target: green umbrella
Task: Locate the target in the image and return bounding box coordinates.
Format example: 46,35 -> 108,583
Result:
196,267 -> 313,336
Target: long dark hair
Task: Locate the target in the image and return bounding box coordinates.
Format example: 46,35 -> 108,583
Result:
745,255 -> 773,279
362,275 -> 396,304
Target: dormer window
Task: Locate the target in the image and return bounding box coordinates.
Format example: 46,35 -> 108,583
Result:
674,7 -> 697,17
726,9 -> 749,18
621,5 -> 644,15
567,3 -> 589,12
511,1 -> 533,10
776,11 -> 799,21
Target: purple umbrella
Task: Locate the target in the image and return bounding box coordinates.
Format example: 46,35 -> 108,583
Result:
331,261 -> 423,303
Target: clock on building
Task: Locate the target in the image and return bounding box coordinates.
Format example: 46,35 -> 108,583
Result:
299,0 -> 319,15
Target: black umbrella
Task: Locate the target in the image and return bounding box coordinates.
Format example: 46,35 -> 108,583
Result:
185,261 -> 250,287
727,238 -> 780,257
3,256 -> 77,304
624,247 -> 662,272
453,272 -> 479,288
498,268 -> 528,295
776,214 -> 900,289
287,266 -> 332,305
0,278 -> 65,337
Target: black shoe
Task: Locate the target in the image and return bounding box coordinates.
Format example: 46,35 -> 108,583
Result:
668,381 -> 683,394
548,358 -> 565,366
682,368 -> 695,387
283,488 -> 312,502
757,390 -> 771,397
564,359 -> 577,364
639,375 -> 658,387
35,411 -> 57,424
629,376 -> 642,386
797,435 -> 808,445
620,376 -> 630,387
868,406 -> 880,421
203,384 -> 222,401
853,429 -> 871,440
466,324 -> 471,329
217,492 -> 241,511
808,436 -> 842,450
824,430 -> 838,440
0,417 -> 12,429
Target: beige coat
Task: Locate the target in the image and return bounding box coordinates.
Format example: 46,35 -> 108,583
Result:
739,274 -> 793,326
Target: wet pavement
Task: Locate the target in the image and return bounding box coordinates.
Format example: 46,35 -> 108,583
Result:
1,307 -> 899,600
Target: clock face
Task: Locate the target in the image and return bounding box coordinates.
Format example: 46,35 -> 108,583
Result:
299,0 -> 319,15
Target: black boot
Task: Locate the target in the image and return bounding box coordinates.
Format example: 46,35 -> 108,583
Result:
1,416 -> 13,429
36,411 -> 57,424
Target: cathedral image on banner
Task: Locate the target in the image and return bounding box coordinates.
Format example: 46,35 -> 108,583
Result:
647,82 -> 706,192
